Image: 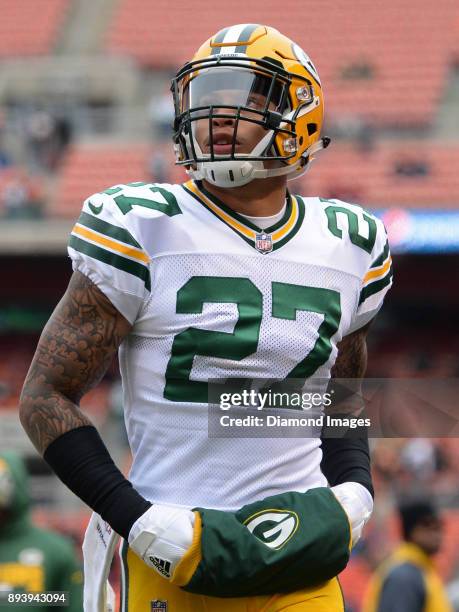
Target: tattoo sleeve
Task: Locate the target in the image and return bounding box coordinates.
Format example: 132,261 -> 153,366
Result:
19,271 -> 132,455
321,322 -> 374,495
331,323 -> 370,379
328,321 -> 371,415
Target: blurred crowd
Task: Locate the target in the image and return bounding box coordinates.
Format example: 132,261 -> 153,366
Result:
0,105 -> 73,219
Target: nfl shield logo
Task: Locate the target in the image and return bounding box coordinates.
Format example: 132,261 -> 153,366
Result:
151,601 -> 167,611
255,233 -> 273,254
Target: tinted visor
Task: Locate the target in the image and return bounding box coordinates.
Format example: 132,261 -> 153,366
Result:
184,68 -> 288,114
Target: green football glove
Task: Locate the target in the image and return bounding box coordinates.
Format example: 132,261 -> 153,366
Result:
170,487 -> 352,597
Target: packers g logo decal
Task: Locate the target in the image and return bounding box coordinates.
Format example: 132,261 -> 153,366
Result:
291,43 -> 321,86
244,509 -> 299,549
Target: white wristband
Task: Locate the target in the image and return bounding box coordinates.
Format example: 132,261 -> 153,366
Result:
128,504 -> 195,579
331,482 -> 373,546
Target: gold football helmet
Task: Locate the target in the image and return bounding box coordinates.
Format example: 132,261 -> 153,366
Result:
171,24 -> 329,188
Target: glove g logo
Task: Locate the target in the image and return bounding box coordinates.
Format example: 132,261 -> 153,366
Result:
244,509 -> 299,550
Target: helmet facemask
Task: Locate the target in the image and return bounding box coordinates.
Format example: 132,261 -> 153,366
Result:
172,56 -> 321,188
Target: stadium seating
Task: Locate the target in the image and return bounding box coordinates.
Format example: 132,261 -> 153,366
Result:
50,142 -> 185,217
339,556 -> 372,610
105,0 -> 458,126
0,166 -> 45,217
0,336 -> 34,410
33,507 -> 90,548
453,10 -> 459,63
52,143 -> 150,216
50,140 -> 459,217
0,0 -> 69,57
0,356 -> 111,423
300,141 -> 459,208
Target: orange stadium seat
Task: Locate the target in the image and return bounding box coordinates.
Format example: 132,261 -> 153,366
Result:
51,141 -> 459,217
452,9 -> 459,62
340,556 -> 372,609
33,507 -> 91,545
0,0 -> 69,57
300,142 -> 459,208
0,166 -> 44,215
0,338 -> 35,410
51,143 -> 186,217
105,0 -> 458,126
0,339 -> 111,424
436,510 -> 459,580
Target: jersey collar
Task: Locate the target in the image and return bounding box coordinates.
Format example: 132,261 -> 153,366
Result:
182,180 -> 305,254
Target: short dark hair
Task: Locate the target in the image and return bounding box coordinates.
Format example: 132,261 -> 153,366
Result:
398,499 -> 440,540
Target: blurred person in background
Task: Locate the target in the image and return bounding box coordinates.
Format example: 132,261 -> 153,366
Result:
149,84 -> 175,140
363,498 -> 452,612
25,109 -> 55,172
25,109 -> 72,173
1,172 -> 44,220
0,452 -> 83,611
400,439 -> 441,484
0,109 -> 11,169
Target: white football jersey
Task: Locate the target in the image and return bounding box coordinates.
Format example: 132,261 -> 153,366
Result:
68,180 -> 392,511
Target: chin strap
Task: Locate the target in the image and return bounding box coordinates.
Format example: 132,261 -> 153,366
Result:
254,137 -> 331,181
188,137 -> 331,188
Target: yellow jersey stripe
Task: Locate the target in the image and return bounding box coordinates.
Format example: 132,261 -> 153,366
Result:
188,180 -> 298,243
72,225 -> 150,264
272,197 -> 298,241
186,181 -> 255,238
363,255 -> 392,284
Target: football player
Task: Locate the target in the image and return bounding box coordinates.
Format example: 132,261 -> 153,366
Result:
20,24 -> 393,611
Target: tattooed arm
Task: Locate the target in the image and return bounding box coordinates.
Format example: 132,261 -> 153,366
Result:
327,320 -> 372,416
20,270 -> 132,455
19,271 -> 153,539
332,321 -> 370,380
321,321 -> 375,498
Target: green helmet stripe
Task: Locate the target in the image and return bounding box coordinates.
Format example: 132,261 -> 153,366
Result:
211,26 -> 231,55
236,23 -> 261,53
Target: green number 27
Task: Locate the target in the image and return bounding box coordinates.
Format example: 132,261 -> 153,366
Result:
164,276 -> 341,402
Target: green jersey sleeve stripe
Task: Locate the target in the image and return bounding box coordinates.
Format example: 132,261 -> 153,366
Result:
77,211 -> 142,249
370,240 -> 390,269
69,235 -> 151,291
358,264 -> 393,305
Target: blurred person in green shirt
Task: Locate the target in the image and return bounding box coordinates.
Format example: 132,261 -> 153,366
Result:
0,452 -> 83,611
